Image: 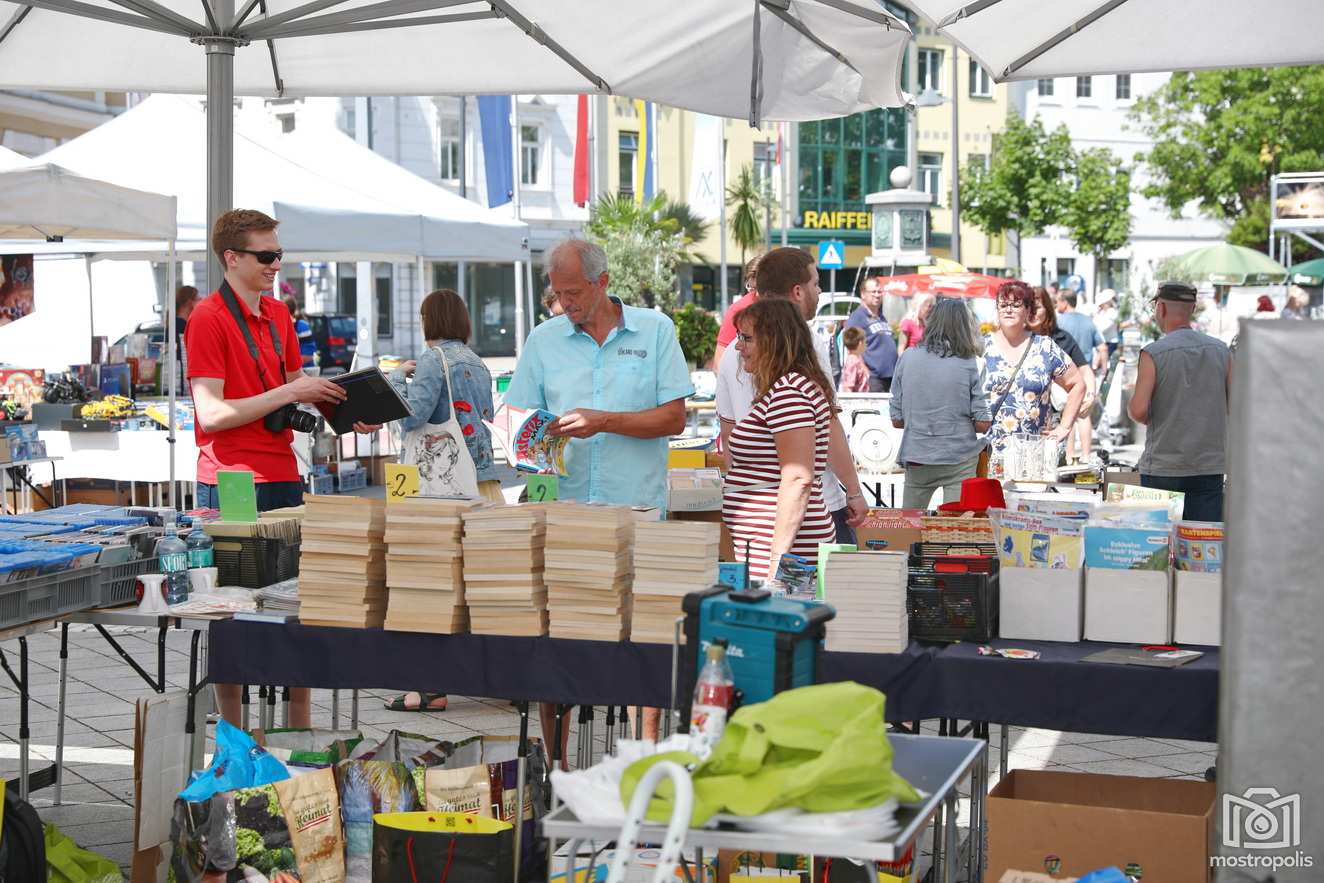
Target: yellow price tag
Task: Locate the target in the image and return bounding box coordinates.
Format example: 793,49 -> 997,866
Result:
385,463 -> 420,500
525,474 -> 559,502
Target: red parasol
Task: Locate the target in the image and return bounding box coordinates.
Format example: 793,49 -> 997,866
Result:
875,272 -> 1007,300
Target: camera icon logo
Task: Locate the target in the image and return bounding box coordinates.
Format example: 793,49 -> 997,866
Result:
1223,787 -> 1302,850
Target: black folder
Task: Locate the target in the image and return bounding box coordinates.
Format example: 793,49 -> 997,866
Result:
318,367 -> 412,434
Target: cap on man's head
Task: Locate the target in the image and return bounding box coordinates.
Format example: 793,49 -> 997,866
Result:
1156,281 -> 1197,303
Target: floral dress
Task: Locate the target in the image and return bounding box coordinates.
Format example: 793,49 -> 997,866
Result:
982,333 -> 1069,456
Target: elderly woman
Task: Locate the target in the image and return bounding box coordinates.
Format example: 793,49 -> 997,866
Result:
984,281 -> 1085,461
723,297 -> 837,582
897,293 -> 934,355
889,297 -> 992,509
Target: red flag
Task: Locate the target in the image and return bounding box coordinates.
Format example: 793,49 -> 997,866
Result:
573,94 -> 590,206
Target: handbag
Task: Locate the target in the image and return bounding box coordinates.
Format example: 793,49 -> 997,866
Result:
976,336 -> 1035,479
400,345 -> 480,497
371,812 -> 514,883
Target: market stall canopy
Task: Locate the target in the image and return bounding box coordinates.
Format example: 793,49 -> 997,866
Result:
906,0 -> 1324,82
0,0 -> 911,122
878,272 -> 1004,299
34,94 -> 527,261
1169,243 -> 1289,287
1288,257 -> 1324,287
0,163 -> 177,241
0,144 -> 26,169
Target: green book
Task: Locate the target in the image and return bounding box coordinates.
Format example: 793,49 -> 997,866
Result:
817,543 -> 857,598
217,470 -> 258,523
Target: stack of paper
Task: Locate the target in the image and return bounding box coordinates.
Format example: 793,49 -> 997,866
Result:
630,520 -> 720,643
461,505 -> 549,636
384,497 -> 482,634
823,550 -> 908,653
297,496 -> 387,628
544,504 -> 636,641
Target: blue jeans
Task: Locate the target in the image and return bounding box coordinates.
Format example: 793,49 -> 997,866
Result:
1140,473 -> 1224,522
196,480 -> 304,512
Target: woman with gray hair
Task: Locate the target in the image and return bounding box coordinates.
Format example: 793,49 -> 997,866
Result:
889,297 -> 993,509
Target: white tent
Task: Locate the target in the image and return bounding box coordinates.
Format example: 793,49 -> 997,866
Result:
908,0 -> 1324,82
0,162 -> 185,500
0,144 -> 25,169
36,94 -> 528,262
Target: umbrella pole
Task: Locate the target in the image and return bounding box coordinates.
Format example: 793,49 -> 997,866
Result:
167,240 -> 177,509
204,20 -> 235,295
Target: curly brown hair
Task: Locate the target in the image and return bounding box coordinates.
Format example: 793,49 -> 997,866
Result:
211,209 -> 279,264
738,298 -> 835,409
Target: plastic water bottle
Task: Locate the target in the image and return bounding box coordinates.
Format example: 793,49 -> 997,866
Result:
687,640 -> 735,760
155,522 -> 190,605
185,528 -> 214,569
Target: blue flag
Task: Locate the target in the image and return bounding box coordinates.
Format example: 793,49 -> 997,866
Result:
477,95 -> 513,208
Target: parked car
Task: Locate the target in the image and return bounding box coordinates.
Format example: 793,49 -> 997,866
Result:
306,313 -> 357,375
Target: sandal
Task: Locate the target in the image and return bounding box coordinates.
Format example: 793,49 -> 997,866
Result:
383,691 -> 448,712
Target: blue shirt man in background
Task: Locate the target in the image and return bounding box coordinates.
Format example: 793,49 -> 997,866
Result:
504,237 -> 693,764
845,275 -> 899,392
1056,289 -> 1106,371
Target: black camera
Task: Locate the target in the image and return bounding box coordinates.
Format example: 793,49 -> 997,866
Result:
264,404 -> 319,434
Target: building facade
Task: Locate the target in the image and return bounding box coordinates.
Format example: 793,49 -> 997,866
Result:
1014,72 -> 1225,299
0,90 -> 128,156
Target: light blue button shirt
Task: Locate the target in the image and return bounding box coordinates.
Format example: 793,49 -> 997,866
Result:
504,297 -> 694,511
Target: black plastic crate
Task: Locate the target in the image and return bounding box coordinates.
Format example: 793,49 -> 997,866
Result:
213,536 -> 300,589
909,541 -> 999,575
0,568 -> 100,629
907,570 -> 999,643
97,556 -> 160,608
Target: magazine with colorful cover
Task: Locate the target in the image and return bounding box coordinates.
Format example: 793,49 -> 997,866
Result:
485,404 -> 569,475
1083,525 -> 1171,571
1103,483 -> 1185,521
1173,520 -> 1224,573
988,508 -> 1084,569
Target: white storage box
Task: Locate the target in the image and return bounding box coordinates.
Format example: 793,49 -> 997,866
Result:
1084,568 -> 1172,644
1174,570 -> 1221,646
999,566 -> 1083,642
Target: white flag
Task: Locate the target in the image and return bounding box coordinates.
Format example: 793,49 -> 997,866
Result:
689,114 -> 723,222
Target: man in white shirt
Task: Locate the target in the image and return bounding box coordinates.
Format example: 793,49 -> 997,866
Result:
716,247 -> 868,542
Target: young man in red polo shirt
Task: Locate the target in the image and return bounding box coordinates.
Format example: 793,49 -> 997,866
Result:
186,209 -> 375,726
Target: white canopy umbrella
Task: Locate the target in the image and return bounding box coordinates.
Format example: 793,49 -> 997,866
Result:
0,162 -> 184,501
907,0 -> 1324,82
0,0 -> 911,290
0,144 -> 25,169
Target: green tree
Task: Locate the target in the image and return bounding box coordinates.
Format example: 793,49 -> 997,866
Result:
584,192 -> 685,309
672,303 -> 719,367
1063,148 -> 1133,294
658,198 -> 712,263
726,164 -> 766,269
960,114 -> 1074,260
1131,67 -> 1324,255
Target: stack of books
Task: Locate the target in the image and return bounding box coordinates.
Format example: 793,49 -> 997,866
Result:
384,497 -> 481,634
297,496 -> 387,628
461,505 -> 549,636
630,520 -> 720,644
822,550 -> 908,653
544,504 -> 636,641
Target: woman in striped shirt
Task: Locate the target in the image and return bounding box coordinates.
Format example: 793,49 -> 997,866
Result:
723,298 -> 837,582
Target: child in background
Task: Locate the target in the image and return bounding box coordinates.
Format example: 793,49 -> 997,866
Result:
839,325 -> 871,393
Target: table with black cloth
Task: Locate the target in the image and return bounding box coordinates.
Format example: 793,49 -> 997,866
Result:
208,620 -> 1218,743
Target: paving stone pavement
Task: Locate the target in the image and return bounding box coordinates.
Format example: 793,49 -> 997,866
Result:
1,623 -> 1217,880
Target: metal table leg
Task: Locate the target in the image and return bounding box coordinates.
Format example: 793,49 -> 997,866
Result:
185,631 -> 209,776
18,637 -> 29,801
281,686 -> 291,727
331,689 -> 340,729
242,685 -> 251,730
351,689 -> 359,729
54,622 -> 69,805
604,705 -> 617,756
943,790 -> 959,883
999,723 -> 1009,779
514,701 -> 529,882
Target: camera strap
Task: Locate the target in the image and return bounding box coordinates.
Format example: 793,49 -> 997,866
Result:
218,280 -> 285,393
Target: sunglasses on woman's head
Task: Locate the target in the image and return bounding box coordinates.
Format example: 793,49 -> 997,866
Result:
231,248 -> 284,264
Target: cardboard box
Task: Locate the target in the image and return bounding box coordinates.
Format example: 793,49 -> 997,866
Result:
987,769 -> 1215,883
1084,568 -> 1172,644
1174,571 -> 1221,646
667,467 -> 723,512
853,508 -> 923,553
1000,566 -> 1083,642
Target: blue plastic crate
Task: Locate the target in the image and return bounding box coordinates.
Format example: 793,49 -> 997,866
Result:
336,470 -> 367,493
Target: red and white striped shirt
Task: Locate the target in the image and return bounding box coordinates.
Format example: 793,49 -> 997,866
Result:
722,371 -> 835,579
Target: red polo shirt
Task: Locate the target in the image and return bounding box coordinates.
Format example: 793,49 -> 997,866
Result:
716,291 -> 758,348
185,290 -> 303,485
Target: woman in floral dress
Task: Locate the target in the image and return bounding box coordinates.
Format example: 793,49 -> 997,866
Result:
983,281 -> 1085,459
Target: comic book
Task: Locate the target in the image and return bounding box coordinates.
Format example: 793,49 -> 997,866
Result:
486,404 -> 569,475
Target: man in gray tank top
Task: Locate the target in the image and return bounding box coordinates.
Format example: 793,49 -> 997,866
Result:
1127,281 -> 1231,521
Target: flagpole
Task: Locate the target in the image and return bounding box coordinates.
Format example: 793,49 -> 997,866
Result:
719,119 -> 728,312
512,95 -> 526,357
780,122 -> 789,247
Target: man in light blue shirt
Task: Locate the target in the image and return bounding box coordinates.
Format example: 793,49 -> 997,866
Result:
504,239 -> 693,513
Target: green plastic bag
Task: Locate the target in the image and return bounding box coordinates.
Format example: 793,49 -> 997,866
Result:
45,823 -> 123,883
622,681 -> 921,826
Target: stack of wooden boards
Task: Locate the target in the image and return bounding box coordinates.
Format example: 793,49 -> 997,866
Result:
631,520 -> 720,643
544,504 -> 636,640
298,496 -> 387,628
461,505 -> 549,636
822,550 -> 908,653
384,498 -> 479,633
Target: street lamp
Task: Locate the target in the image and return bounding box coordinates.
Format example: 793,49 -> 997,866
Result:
910,71 -> 960,264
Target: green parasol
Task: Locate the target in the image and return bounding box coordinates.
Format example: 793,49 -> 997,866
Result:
1170,243 -> 1288,286
1288,257 -> 1324,286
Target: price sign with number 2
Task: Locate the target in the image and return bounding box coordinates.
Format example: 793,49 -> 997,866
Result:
385,463 -> 420,500
525,474 -> 558,502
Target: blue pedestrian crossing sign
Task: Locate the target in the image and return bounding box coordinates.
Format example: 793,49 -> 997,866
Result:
817,239 -> 846,269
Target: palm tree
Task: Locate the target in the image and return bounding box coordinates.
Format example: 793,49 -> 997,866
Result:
726,164 -> 765,269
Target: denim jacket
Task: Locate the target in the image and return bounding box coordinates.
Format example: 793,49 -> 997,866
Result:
388,339 -> 497,483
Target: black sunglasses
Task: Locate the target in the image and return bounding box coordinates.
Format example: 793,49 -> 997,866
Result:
231,248 -> 283,264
